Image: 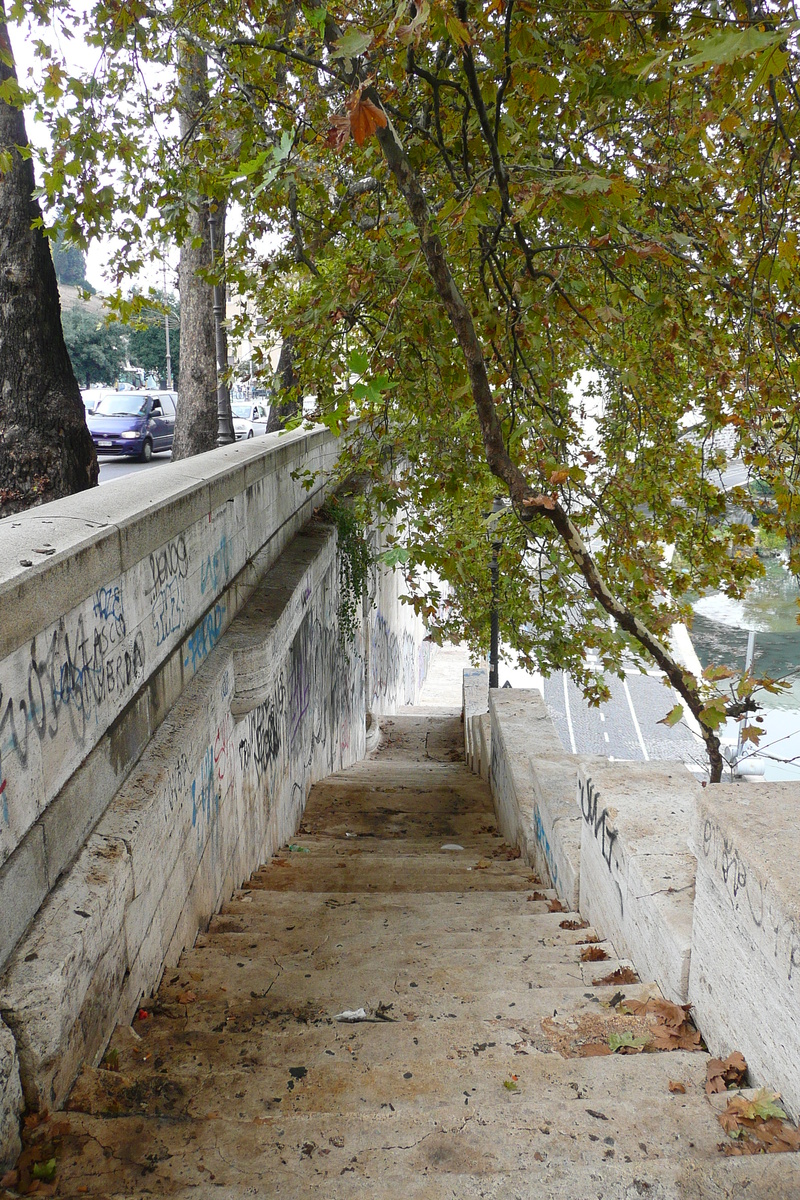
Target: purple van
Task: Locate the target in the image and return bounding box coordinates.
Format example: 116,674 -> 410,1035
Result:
87,390 -> 177,461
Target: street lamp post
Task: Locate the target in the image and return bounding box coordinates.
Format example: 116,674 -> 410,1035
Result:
486,495 -> 506,689
207,205 -> 235,447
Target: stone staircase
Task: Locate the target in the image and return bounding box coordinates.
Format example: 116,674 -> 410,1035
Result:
24,712 -> 795,1198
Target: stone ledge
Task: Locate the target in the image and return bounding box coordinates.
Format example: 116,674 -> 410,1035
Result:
578,760 -> 699,1003
689,784 -> 800,1118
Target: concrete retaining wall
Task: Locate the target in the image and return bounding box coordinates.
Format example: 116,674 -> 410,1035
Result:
689,785 -> 800,1117
477,677 -> 800,1118
0,430 -> 428,1166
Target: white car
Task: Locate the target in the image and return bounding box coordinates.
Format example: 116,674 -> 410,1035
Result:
231,402 -> 270,440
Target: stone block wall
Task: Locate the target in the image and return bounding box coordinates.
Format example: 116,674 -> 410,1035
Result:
0,430 -> 429,1166
474,678 -> 800,1120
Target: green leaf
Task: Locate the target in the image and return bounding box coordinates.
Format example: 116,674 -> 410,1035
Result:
609,1031 -> 650,1052
657,703 -> 684,728
379,546 -> 410,567
32,1159 -> 57,1182
302,4 -> 327,32
749,1089 -> 788,1122
348,348 -> 370,376
703,664 -> 737,682
445,15 -> 471,48
330,28 -> 374,59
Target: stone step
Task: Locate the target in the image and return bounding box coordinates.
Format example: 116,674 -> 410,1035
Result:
54,1081 -> 756,1198
124,981 -> 663,1043
70,1001 -> 683,1124
140,947 -> 642,1024
171,937 -> 629,993
219,892 -> 578,926
79,1156 -> 800,1200
246,853 -> 540,893
295,810 -> 499,839
283,831 -> 509,852
196,924 -> 596,961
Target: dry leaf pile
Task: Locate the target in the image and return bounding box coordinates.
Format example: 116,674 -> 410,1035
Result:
706,1051 -> 747,1096
492,844 -> 521,860
717,1089 -> 800,1156
559,919 -> 589,931
0,1112 -> 72,1197
623,997 -> 703,1051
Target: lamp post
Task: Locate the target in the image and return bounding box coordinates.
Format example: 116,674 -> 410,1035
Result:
207,205 -> 235,446
486,495 -> 506,689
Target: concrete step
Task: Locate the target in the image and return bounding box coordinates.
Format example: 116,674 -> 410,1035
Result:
54,1084 -> 775,1198
196,924 -> 597,961
78,1157 -> 800,1200
70,1006 -> 688,1124
219,890 -> 575,926
246,853 -> 540,893
163,939 -> 631,1000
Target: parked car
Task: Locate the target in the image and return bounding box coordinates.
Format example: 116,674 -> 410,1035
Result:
87,390 -> 177,460
231,401 -> 270,440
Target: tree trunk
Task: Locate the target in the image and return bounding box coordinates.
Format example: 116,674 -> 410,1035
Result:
0,6 -> 98,518
266,336 -> 302,431
172,43 -> 218,460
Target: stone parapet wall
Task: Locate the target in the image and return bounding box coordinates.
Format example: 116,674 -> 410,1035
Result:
0,432 -> 429,1167
0,429 -> 340,973
477,678 -> 800,1120
689,785 -> 800,1117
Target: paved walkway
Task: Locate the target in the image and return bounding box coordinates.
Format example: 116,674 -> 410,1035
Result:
29,706 -> 794,1198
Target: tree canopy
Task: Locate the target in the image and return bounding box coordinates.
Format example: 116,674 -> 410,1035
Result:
13,0 -> 800,775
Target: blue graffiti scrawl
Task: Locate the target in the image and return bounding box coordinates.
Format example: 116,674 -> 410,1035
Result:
184,604 -> 225,672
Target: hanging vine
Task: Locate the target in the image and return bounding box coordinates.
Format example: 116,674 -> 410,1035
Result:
321,496 -> 373,644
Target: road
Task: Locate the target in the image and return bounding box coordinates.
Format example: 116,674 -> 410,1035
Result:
97,452 -> 173,484
498,650 -> 704,773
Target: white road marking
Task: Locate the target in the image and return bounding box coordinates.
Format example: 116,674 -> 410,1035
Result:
562,674 -> 578,755
623,677 -> 650,760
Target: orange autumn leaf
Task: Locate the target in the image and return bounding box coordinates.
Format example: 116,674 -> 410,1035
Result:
347,96 -> 388,146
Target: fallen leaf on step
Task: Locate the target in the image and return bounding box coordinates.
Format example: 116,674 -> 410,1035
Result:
547,898 -> 565,912
593,966 -> 639,986
177,991 -> 197,1005
527,892 -> 548,901
580,946 -> 609,962
706,1051 -> 747,1095
272,858 -> 289,868
718,1088 -> 800,1154
559,919 -> 589,930
578,1043 -> 613,1057
669,1080 -> 686,1094
623,997 -> 702,1051
474,859 -> 492,870
608,1030 -> 650,1054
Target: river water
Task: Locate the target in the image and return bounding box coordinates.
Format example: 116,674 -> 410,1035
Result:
690,557 -> 800,780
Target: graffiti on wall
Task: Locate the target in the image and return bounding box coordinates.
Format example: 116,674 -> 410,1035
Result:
147,535 -> 188,648
0,583 -> 146,831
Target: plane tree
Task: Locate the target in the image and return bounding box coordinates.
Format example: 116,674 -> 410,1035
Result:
21,0 -> 800,777
0,0 -> 97,517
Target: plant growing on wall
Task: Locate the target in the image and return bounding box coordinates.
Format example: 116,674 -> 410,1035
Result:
322,497 -> 373,645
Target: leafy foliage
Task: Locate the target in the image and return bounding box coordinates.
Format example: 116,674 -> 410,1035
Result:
321,496 -> 373,644
14,0 -> 800,773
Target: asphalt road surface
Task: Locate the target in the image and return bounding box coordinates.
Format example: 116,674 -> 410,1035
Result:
97,452 -> 173,485
539,650 -> 703,772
